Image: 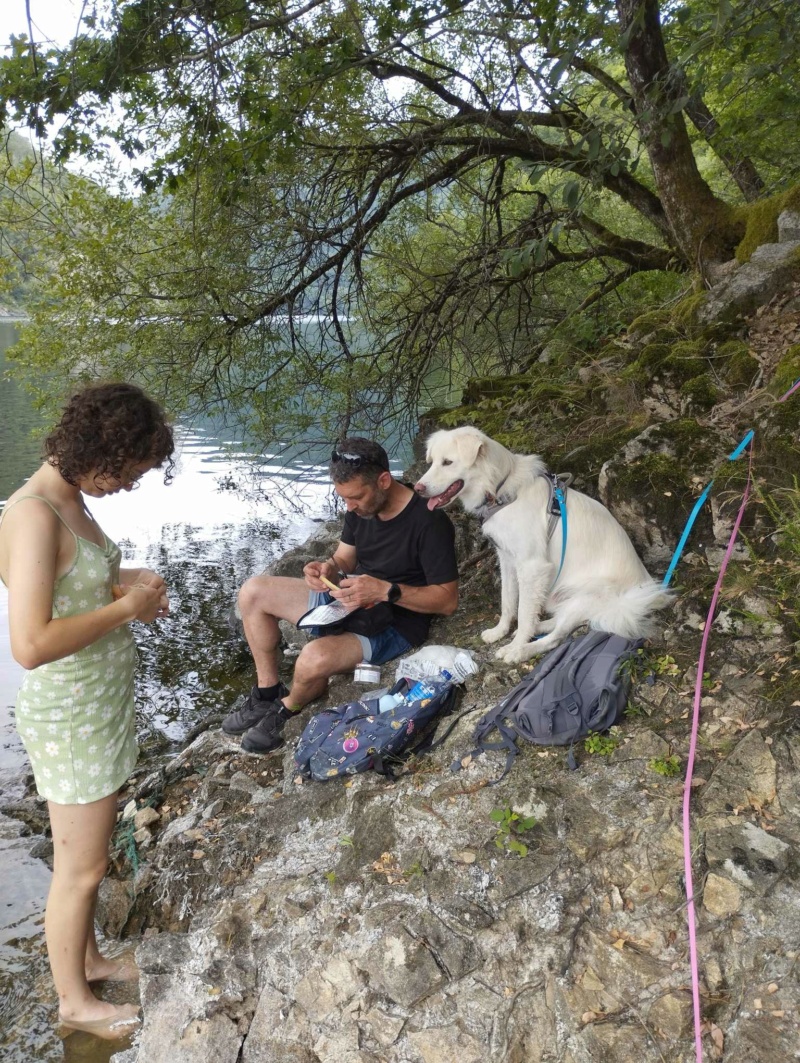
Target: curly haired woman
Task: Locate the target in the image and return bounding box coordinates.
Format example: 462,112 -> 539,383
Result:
0,382 -> 174,1040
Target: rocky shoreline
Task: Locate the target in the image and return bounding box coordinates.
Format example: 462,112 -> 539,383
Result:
4,248 -> 800,1061
83,503 -> 799,1063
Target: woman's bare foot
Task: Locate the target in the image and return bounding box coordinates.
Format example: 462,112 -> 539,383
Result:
58,1000 -> 141,1041
86,952 -> 139,983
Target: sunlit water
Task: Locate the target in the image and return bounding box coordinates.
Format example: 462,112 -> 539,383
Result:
0,321 -> 412,1060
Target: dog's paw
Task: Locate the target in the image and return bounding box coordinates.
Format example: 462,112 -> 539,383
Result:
481,624 -> 510,645
495,641 -> 525,663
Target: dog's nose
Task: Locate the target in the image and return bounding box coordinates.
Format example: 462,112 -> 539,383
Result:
413,481 -> 426,495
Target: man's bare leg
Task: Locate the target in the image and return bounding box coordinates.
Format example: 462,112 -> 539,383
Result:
237,575 -> 309,687
285,633 -> 365,710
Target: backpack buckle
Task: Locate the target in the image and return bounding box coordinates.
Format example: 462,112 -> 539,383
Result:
560,692 -> 581,716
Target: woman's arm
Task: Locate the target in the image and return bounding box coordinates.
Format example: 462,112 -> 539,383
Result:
4,505 -> 161,669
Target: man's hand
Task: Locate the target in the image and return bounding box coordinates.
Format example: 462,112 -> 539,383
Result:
303,559 -> 339,592
329,574 -> 387,610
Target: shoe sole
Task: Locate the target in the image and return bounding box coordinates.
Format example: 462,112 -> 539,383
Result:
240,736 -> 286,755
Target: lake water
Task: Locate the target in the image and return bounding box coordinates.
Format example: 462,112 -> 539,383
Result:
0,320 -> 413,1060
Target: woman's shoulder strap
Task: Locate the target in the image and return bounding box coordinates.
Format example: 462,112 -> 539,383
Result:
1,494 -> 78,538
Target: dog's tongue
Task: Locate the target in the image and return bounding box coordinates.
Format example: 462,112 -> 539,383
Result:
426,480 -> 463,510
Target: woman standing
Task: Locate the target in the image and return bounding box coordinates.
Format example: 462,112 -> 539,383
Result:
0,382 -> 174,1040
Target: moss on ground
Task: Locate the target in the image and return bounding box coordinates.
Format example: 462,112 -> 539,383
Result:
681,373 -> 719,410
769,343 -> 800,396
716,340 -> 758,388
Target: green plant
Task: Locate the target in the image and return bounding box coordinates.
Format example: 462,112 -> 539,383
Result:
490,806 -> 537,857
403,859 -> 425,878
648,754 -> 681,777
338,835 -> 354,848
653,653 -> 681,677
624,700 -> 647,718
583,730 -> 619,756
324,870 -> 336,888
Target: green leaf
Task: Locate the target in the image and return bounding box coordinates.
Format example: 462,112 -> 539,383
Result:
563,180 -> 580,209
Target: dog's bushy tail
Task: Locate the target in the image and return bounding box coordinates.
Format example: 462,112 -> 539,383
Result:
588,580 -> 674,640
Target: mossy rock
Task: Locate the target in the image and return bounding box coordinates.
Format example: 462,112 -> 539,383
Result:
663,339 -> 708,383
550,415 -> 650,486
769,343 -> 800,396
638,343 -> 671,371
681,374 -> 719,410
621,362 -> 649,388
734,184 -> 800,263
715,340 -> 758,388
672,292 -> 707,326
628,309 -> 672,337
605,451 -> 700,540
461,374 -> 533,404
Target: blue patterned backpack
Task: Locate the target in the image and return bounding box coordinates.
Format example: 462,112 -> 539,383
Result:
294,677 -> 460,781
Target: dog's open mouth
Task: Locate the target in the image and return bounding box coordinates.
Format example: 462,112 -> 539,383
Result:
425,479 -> 464,510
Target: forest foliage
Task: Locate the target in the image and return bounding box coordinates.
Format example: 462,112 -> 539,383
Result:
1,0 -> 799,438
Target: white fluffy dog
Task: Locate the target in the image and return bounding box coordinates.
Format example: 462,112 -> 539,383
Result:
414,426 -> 672,663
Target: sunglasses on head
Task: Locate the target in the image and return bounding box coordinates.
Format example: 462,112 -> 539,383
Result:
331,448 -> 388,470
331,449 -> 364,465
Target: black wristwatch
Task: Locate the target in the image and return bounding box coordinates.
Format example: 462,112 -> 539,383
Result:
387,582 -> 402,603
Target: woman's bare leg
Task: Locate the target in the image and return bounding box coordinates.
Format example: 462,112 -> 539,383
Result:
47,793 -> 135,1021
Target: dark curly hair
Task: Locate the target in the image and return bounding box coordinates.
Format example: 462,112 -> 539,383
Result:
44,383 -> 175,487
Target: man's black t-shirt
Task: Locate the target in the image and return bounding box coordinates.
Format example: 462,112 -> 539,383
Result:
341,489 -> 458,646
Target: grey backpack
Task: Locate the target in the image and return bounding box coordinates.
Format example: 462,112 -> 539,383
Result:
456,631 -> 643,778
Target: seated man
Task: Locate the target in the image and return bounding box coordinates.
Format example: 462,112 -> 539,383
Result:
222,437 -> 459,753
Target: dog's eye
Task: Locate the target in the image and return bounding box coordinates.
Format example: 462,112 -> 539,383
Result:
442,459 -> 452,466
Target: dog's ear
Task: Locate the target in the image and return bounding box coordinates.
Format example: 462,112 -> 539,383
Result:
455,430 -> 485,467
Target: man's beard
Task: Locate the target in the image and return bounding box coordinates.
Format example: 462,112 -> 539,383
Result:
358,485 -> 390,518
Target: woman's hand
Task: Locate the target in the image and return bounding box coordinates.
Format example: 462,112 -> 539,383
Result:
118,567 -> 169,616
114,582 -> 163,623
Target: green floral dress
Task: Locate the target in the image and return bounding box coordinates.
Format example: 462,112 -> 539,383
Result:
2,496 -> 138,804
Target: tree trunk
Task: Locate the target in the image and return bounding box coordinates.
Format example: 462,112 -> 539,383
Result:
615,0 -> 739,269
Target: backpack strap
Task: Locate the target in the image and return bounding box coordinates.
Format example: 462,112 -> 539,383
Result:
450,717 -> 520,783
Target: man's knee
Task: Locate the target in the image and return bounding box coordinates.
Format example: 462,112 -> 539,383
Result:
294,639 -> 335,682
238,574 -> 278,617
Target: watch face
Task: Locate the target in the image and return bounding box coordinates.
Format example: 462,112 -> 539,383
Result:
388,583 -> 401,603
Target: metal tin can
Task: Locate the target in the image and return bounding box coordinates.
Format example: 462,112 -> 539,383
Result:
353,662 -> 381,684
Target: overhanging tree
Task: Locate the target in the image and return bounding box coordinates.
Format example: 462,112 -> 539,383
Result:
1,0 -> 798,432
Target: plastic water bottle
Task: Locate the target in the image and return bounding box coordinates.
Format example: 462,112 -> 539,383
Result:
377,691 -> 404,713
403,669 -> 453,703
453,651 -> 478,681
377,669 -> 453,712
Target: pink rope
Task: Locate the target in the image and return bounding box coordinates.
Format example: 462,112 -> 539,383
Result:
682,440 -> 754,1063
778,377 -> 800,403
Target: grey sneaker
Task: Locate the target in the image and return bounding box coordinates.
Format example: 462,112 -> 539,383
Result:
221,684 -> 289,735
241,710 -> 290,754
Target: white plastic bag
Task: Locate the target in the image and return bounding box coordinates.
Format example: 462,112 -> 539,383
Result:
394,645 -> 479,684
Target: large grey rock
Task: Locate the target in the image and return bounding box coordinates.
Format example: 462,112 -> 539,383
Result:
700,729 -> 777,815
698,240 -> 800,324
704,815 -> 790,887
778,209 -> 800,243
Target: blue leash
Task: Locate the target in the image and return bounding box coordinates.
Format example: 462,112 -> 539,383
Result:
662,429 -> 754,588
552,482 -> 568,587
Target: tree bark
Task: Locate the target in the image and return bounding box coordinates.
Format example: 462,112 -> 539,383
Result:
615,0 -> 738,269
